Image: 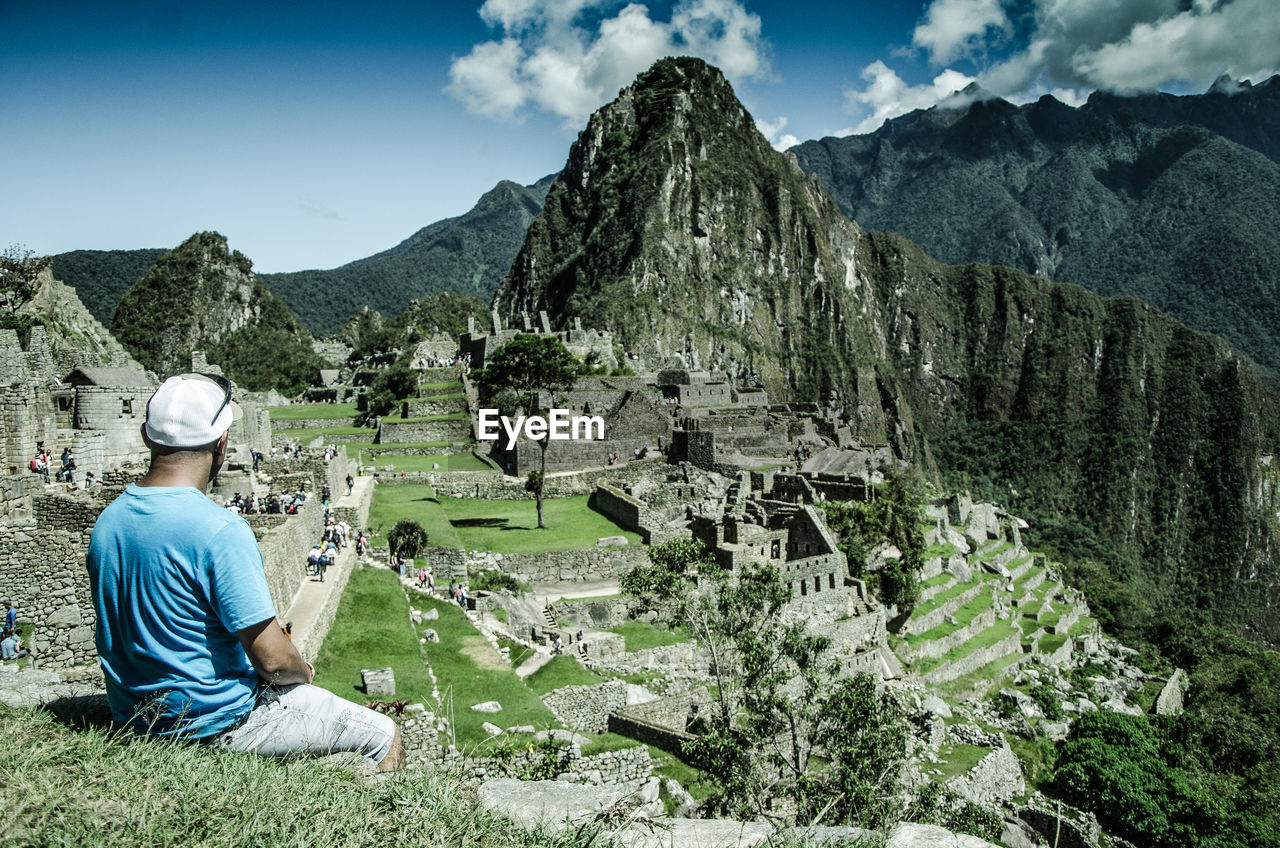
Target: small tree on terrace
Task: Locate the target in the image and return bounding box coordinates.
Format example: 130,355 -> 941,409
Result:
0,245 -> 52,314
480,333 -> 578,529
387,519 -> 429,562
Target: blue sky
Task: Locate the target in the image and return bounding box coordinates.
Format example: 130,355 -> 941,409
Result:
3,0 -> 1276,273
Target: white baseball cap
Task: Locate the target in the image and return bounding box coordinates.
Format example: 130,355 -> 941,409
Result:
144,373 -> 243,448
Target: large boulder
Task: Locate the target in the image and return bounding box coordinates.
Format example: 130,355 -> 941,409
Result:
886,822 -> 1002,848
1155,668 -> 1189,716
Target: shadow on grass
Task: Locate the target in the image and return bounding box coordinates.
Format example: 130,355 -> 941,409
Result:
451,518 -> 531,532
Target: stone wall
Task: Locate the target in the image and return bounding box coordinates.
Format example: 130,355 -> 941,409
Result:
1,378 -> 57,476
403,396 -> 466,418
608,689 -> 710,757
905,582 -> 990,636
0,514 -> 97,668
378,417 -> 472,444
71,386 -> 152,465
485,546 -> 650,585
557,596 -> 636,630
910,608 -> 998,661
271,417 -> 354,430
947,745 -> 1025,807
256,497 -> 324,615
924,632 -> 1024,685
542,679 -> 628,733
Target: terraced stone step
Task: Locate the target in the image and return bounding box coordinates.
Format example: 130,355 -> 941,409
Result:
919,573 -> 960,603
905,577 -> 993,636
922,626 -> 1025,685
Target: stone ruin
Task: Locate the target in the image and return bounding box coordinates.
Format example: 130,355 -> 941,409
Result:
461,310 -> 617,371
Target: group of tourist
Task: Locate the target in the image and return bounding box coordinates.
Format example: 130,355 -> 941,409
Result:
28,446 -> 80,484
422,353 -> 470,369
1,601 -> 32,661
306,513 -> 366,583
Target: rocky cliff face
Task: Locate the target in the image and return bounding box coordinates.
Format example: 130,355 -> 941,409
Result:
791,77 -> 1280,381
495,57 -> 1280,643
495,59 -> 900,433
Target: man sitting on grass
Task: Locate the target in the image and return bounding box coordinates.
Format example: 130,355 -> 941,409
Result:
86,373 -> 403,771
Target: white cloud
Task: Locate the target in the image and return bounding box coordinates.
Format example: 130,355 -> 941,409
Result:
446,38 -> 528,121
447,0 -> 769,125
755,116 -> 800,151
841,0 -> 1280,137
844,61 -> 976,134
1070,0 -> 1280,92
912,0 -> 1009,65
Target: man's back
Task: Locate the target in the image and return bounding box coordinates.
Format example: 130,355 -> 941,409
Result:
87,483 -> 276,737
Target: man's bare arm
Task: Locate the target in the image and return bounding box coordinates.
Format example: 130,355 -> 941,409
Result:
238,618 -> 313,686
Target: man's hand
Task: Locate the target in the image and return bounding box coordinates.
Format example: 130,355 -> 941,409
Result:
238,617 -> 312,686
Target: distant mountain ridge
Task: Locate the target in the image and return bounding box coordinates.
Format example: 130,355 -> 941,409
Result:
790,75 -> 1280,379
261,175 -> 556,333
497,56 -> 1280,645
50,175 -> 556,337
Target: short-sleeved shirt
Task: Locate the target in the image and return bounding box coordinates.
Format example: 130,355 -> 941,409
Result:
86,484 -> 277,738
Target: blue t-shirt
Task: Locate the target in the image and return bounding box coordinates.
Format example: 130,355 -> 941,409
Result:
86,484 -> 277,737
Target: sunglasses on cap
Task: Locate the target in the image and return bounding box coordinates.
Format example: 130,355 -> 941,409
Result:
174,372 -> 234,425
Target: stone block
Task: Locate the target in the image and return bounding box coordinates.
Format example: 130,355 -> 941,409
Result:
361,667 -> 395,696
472,700 -> 503,713
596,535 -> 628,547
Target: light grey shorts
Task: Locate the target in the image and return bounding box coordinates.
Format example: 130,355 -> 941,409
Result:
213,683 -> 395,765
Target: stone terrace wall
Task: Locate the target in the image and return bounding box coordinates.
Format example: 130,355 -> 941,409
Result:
542,679 -> 628,733
256,498 -> 324,615
608,689 -> 710,757
496,546 -> 649,584
379,417 -> 472,444
0,514 -> 97,668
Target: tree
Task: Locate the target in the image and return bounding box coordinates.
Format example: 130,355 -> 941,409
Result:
0,245 -> 52,314
479,334 -> 578,529
819,469 -> 927,609
387,519 -> 429,561
621,539 -> 909,826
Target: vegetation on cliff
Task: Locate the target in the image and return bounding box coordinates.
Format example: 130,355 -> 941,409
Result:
112,231 -> 321,393
498,56 -> 1280,648
791,76 -> 1280,381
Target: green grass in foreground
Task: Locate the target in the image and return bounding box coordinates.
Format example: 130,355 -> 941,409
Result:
437,495 -> 642,554
266,402 -> 359,421
366,483 -> 462,549
0,707 -> 599,848
608,621 -> 690,652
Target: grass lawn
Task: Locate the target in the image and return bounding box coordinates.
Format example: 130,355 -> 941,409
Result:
608,621 -> 689,652
366,483 -> 462,548
414,594 -> 559,747
436,495 -> 641,554
524,655 -> 613,695
266,402 -> 359,421
389,413 -> 469,424
279,425 -> 376,441
312,565 -> 437,708
369,452 -> 492,473
916,617 -> 1017,677
931,743 -> 991,782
